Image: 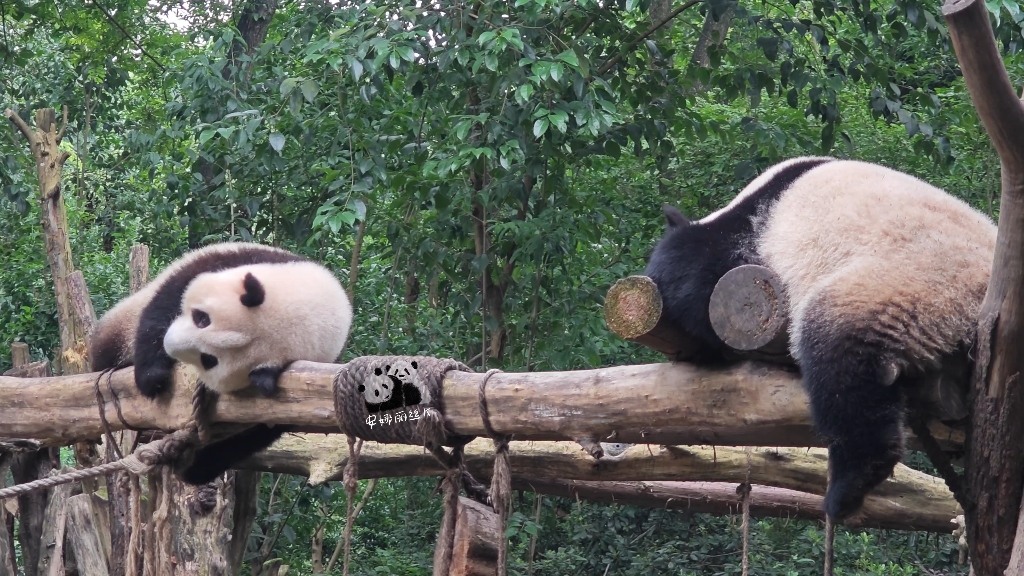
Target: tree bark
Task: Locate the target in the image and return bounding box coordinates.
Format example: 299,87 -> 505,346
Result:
941,0 -> 1024,573
0,360 -> 964,452
65,494 -> 109,576
7,344 -> 59,576
0,454 -> 14,576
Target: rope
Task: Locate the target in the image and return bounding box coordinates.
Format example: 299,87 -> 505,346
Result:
478,368 -> 511,576
433,447 -> 465,576
824,457 -> 834,576
341,434 -> 364,576
824,515 -> 834,576
0,426 -> 198,500
739,447 -> 752,576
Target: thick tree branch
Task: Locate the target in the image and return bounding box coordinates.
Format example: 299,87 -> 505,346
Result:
596,0 -> 701,76
3,109 -> 36,146
943,0 -> 1024,573
88,0 -> 166,71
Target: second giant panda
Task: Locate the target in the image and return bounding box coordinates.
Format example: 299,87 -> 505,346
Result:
90,242 -> 353,485
645,157 -> 996,521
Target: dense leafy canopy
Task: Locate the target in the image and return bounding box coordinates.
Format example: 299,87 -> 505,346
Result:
3,0 -> 1022,572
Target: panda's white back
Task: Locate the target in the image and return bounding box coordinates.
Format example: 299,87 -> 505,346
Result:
754,159 -> 997,368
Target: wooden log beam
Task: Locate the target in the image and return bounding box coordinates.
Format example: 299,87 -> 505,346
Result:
942,0 -> 1024,572
450,498 -> 500,576
240,435 -> 960,533
0,360 -> 965,452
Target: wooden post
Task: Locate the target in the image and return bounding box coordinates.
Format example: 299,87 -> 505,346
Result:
66,494 -> 109,576
449,498 -> 500,576
36,478 -> 74,576
106,244 -> 150,576
6,344 -> 58,576
942,0 -> 1024,572
0,454 -> 14,576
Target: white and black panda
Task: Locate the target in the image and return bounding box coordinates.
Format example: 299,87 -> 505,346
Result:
645,157 -> 996,521
90,242 -> 353,485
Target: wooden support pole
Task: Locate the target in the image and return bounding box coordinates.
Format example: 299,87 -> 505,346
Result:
450,498 -> 500,576
942,0 -> 1024,572
65,494 -> 109,576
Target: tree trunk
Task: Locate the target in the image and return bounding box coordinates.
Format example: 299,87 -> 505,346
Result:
942,0 -> 1024,572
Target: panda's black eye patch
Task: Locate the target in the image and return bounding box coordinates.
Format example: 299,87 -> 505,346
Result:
200,353 -> 218,370
192,309 -> 211,329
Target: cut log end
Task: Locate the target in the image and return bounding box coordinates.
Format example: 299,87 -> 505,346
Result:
603,276 -> 700,359
603,275 -> 662,339
709,265 -> 788,352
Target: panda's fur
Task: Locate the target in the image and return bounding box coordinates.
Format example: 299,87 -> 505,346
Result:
90,242 -> 353,485
645,157 -> 996,521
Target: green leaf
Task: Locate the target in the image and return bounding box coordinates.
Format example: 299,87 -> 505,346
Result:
199,129 -> 216,145
347,57 -> 364,81
533,118 -> 549,138
396,45 -> 415,62
279,77 -> 298,96
300,79 -> 319,103
269,132 -> 285,153
477,30 -> 498,46
555,50 -> 579,67
455,120 -> 472,141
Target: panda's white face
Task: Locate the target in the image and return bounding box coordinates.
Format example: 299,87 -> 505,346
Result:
163,260 -> 353,396
163,268 -> 260,393
359,368 -> 394,404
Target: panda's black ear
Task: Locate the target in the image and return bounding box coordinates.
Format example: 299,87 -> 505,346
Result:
663,204 -> 691,229
240,273 -> 265,307
374,367 -> 382,376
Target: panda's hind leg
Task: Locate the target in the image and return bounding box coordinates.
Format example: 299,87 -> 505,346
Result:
178,424 -> 288,485
797,311 -> 907,522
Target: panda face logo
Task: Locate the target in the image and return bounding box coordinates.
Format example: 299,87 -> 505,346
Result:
358,367 -> 394,412
359,361 -> 429,415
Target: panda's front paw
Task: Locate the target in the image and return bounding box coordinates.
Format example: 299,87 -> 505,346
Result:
135,364 -> 172,398
249,366 -> 283,397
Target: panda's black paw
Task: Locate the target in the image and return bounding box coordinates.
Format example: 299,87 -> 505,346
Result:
249,366 -> 284,397
823,479 -> 867,521
135,364 -> 173,398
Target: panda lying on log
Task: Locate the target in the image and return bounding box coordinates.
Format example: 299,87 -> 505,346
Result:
645,157 -> 995,522
89,242 -> 353,485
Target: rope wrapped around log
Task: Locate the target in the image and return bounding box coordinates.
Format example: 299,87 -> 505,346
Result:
332,355 -> 483,576
332,355 -> 474,448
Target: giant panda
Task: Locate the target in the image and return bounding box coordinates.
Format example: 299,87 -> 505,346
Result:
90,242 -> 354,485
644,156 -> 996,521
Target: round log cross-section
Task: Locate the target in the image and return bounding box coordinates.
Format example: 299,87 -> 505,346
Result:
603,275 -> 700,359
708,265 -> 789,353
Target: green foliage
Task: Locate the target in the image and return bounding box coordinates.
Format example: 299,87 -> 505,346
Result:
0,0 -> 1016,572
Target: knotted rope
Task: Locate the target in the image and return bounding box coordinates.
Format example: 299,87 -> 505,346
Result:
824,458 -> 835,576
0,384 -> 212,501
738,447 -> 752,576
478,368 -> 511,576
332,356 -> 477,576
